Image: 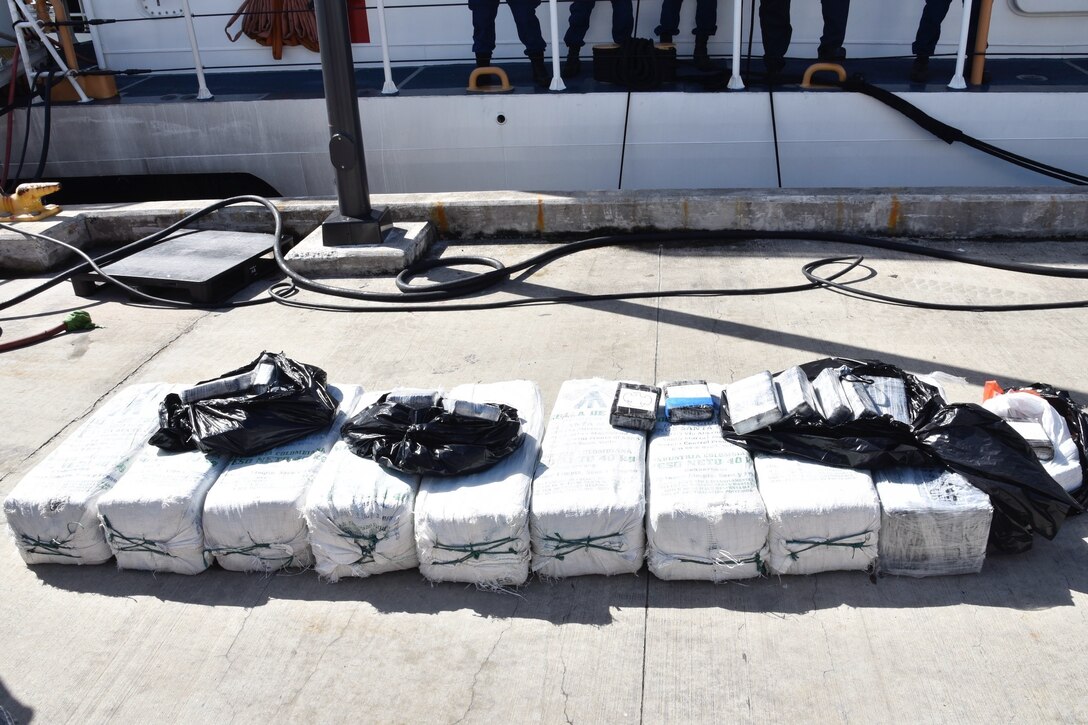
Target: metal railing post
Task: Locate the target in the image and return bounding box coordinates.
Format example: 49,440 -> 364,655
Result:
313,0 -> 393,246
180,0 -> 212,100
376,0 -> 398,95
548,0 -> 564,91
728,0 -> 744,89
948,0 -> 974,89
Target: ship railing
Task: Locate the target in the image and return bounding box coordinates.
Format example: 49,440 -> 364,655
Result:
11,1 -> 1038,98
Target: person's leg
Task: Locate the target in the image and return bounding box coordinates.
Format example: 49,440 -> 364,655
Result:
759,0 -> 792,72
817,0 -> 849,61
656,0 -> 683,42
692,0 -> 719,70
912,0 -> 953,58
910,0 -> 953,82
564,0 -> 593,48
563,0 -> 593,77
507,0 -> 549,85
692,0 -> 718,37
611,0 -> 634,44
469,0 -> 501,59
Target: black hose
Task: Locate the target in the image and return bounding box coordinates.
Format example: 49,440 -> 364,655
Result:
838,78 -> 1088,186
269,226 -> 1088,314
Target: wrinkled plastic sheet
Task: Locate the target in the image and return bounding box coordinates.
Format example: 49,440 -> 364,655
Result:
98,445 -> 229,575
304,390 -> 421,582
415,380 -> 543,586
341,392 -> 523,476
202,385 -> 361,572
531,379 -> 646,578
647,385 -> 768,581
151,351 -> 339,457
723,358 -> 1081,553
875,467 -> 992,578
4,383 -> 170,566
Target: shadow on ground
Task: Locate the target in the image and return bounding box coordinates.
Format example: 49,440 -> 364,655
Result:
28,514 -> 1088,625
0,679 -> 33,725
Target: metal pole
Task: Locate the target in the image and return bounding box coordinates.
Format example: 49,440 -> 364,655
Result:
548,0 -> 564,91
376,0 -> 398,95
947,0 -> 974,89
180,0 -> 213,100
727,0 -> 744,90
313,0 -> 392,246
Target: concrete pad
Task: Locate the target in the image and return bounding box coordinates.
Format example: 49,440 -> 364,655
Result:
285,221 -> 435,277
0,213 -> 89,272
3,228 -> 1088,723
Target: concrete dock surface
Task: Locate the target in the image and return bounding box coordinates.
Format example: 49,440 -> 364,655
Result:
2,218 -> 1088,723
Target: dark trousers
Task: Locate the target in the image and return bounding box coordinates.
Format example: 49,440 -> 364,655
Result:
656,0 -> 718,38
565,0 -> 635,48
913,0 -> 980,58
759,0 -> 850,60
469,0 -> 546,57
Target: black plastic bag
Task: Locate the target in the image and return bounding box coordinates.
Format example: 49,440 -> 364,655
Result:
149,351 -> 338,457
341,395 -> 523,476
721,358 -> 1081,553
1014,382 -> 1088,509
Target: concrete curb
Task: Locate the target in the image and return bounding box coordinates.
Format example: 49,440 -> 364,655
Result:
3,187 -> 1087,273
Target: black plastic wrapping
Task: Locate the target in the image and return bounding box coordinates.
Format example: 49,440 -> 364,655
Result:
341,395 -> 523,476
149,352 -> 339,457
721,358 -> 1082,553
1015,383 -> 1088,509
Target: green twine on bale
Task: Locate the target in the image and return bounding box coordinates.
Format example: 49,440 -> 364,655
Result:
18,532 -> 79,558
542,532 -> 626,560
101,515 -> 174,557
785,531 -> 873,561
335,527 -> 384,566
431,537 -> 520,565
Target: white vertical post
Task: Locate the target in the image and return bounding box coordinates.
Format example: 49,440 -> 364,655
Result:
77,0 -> 109,70
947,0 -> 973,89
548,0 -> 565,91
7,0 -> 36,89
728,0 -> 744,89
180,0 -> 213,99
375,0 -> 397,94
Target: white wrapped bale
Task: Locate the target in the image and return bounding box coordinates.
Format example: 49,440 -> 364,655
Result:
4,383 -> 170,566
304,391 -> 421,582
774,366 -> 817,420
866,376 -> 911,424
647,406 -> 768,582
874,467 -> 993,577
812,368 -> 851,424
530,379 -> 646,578
725,371 -> 783,434
754,455 -> 880,575
98,446 -> 229,575
202,385 -> 362,572
415,380 -> 544,586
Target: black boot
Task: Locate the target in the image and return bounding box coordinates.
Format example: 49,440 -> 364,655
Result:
659,33 -> 673,44
909,55 -> 929,83
529,53 -> 550,87
475,52 -> 496,86
561,46 -> 581,79
693,35 -> 717,72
